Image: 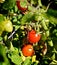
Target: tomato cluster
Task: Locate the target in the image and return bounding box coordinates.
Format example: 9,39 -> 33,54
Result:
22,29 -> 41,56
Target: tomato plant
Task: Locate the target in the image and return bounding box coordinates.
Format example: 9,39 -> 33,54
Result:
22,44 -> 34,56
0,0 -> 57,65
27,30 -> 41,44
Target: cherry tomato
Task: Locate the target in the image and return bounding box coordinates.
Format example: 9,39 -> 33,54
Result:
22,44 -> 34,56
27,30 -> 41,44
16,0 -> 27,11
3,19 -> 13,32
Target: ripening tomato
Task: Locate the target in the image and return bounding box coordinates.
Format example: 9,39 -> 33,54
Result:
3,19 -> 13,32
1,19 -> 13,32
27,30 -> 41,44
16,0 -> 27,11
22,44 -> 34,56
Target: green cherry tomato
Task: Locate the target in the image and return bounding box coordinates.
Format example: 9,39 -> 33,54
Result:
3,19 -> 13,32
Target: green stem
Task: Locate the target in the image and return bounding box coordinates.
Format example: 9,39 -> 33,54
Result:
10,42 -> 14,51
36,22 -> 39,33
38,0 -> 42,7
41,20 -> 48,30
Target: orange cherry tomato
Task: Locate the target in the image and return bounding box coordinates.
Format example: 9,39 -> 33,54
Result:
22,44 -> 34,56
27,30 -> 41,44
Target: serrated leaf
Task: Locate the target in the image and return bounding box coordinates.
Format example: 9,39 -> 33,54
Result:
8,52 -> 22,65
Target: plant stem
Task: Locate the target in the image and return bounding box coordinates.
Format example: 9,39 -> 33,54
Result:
10,42 -> 14,51
41,19 -> 48,30
38,0 -> 42,7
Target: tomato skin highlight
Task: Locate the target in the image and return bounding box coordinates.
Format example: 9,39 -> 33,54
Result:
16,0 -> 27,11
27,30 -> 41,44
22,44 -> 34,56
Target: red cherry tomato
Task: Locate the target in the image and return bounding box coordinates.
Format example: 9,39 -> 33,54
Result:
22,44 -> 34,56
16,0 -> 27,11
27,30 -> 41,44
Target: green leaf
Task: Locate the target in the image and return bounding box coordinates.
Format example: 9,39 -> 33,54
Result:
46,9 -> 57,24
47,9 -> 57,17
47,15 -> 57,25
3,0 -> 16,10
0,44 -> 10,65
0,36 -> 3,41
50,60 -> 57,65
48,40 -> 53,47
14,5 -> 18,13
23,57 -> 31,65
21,12 -> 34,24
51,53 -> 55,60
0,14 -> 5,22
28,6 -> 34,11
33,62 -> 38,65
8,52 -> 23,65
42,12 -> 57,25
31,0 -> 38,5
